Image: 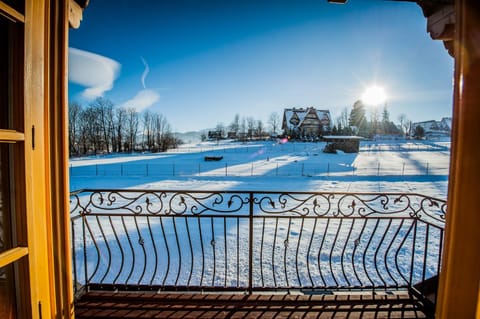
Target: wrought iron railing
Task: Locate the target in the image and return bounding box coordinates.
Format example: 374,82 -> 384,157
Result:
70,190 -> 445,300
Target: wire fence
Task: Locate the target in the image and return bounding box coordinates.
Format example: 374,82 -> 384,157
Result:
70,141 -> 450,178
166,141 -> 450,154
70,160 -> 448,178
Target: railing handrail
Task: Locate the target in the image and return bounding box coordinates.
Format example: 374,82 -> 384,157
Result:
71,188 -> 447,203
71,189 -> 446,226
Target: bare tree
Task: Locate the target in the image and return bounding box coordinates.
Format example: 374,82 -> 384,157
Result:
239,117 -> 247,141
68,102 -> 82,155
114,107 -> 127,152
256,120 -> 265,138
81,105 -> 103,154
153,113 -> 168,152
107,105 -> 115,153
159,119 -> 174,151
370,108 -> 379,135
215,122 -> 225,138
142,110 -> 153,151
405,120 -> 413,137
268,112 -> 281,136
68,101 -> 177,155
246,117 -> 256,139
229,114 -> 240,137
398,114 -> 408,137
126,108 -> 139,152
90,97 -> 114,153
339,107 -> 349,129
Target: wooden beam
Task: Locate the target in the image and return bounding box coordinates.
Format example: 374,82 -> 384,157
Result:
426,5 -> 454,40
0,247 -> 29,268
0,1 -> 25,23
0,129 -> 25,142
68,0 -> 83,29
47,1 -> 75,317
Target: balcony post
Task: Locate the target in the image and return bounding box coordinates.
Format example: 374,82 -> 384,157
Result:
248,192 -> 254,294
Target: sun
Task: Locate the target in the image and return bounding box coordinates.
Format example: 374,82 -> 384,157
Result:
362,85 -> 387,106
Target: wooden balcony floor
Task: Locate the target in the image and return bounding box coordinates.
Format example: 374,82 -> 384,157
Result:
75,291 -> 430,319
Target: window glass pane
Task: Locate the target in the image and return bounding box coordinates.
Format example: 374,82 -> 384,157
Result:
0,3 -> 25,319
0,15 -> 24,131
0,264 -> 16,319
0,144 -> 13,254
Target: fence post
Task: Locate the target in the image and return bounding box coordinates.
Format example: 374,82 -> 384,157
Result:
426,162 -> 429,176
225,163 -> 228,176
352,165 -> 355,176
402,162 -> 405,176
276,163 -> 279,176
377,162 -> 380,176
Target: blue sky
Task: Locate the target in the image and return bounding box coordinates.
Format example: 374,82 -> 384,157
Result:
69,0 -> 454,133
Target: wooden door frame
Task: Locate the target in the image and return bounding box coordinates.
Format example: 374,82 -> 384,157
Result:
436,0 -> 480,318
45,1 -> 74,317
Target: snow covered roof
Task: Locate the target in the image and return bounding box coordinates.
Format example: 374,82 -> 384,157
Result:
283,107 -> 331,130
413,117 -> 452,134
440,117 -> 452,130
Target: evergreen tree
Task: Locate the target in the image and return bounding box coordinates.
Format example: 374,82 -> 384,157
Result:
381,105 -> 390,134
349,100 -> 368,136
331,125 -> 338,135
414,125 -> 425,139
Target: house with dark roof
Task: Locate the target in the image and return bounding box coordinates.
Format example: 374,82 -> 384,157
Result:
412,117 -> 452,138
282,107 -> 331,139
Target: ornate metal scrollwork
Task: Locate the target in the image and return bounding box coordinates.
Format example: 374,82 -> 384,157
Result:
72,190 -> 446,225
70,189 -> 446,295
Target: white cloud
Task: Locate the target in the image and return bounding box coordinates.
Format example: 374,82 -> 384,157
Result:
140,56 -> 150,89
68,47 -> 121,99
121,89 -> 160,112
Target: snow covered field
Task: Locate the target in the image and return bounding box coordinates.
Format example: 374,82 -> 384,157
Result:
70,138 -> 450,199
70,139 -> 449,292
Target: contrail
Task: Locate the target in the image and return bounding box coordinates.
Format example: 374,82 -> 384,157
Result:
140,56 -> 150,89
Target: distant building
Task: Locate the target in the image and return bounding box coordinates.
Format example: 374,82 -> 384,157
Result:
282,107 -> 331,139
411,117 -> 452,138
323,136 -> 363,153
208,130 -> 223,140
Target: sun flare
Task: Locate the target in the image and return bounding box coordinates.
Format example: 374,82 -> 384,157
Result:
362,85 -> 387,106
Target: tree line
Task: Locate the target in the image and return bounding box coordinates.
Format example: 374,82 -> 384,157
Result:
203,112 -> 282,141
333,100 -> 412,138
205,100 -> 415,142
69,97 -> 180,156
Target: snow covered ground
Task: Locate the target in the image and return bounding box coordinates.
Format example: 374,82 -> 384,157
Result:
70,138 -> 450,199
70,139 -> 449,291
